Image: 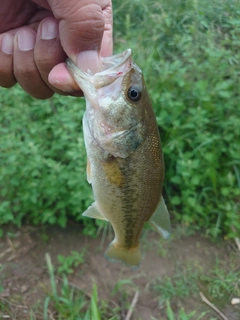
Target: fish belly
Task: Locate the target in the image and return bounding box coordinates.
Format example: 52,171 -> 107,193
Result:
83,113 -> 164,251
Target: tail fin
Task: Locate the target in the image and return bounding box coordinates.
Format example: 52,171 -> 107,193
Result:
104,242 -> 142,269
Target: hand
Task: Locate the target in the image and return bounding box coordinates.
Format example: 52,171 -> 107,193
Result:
0,0 -> 113,99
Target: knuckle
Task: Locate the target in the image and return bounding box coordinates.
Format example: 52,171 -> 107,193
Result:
0,79 -> 16,88
0,57 -> 16,88
58,3 -> 105,51
14,65 -> 37,80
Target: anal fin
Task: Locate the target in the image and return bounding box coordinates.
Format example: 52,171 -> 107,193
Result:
82,202 -> 108,221
148,196 -> 171,239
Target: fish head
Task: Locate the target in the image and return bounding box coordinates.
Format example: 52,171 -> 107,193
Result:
66,49 -> 148,158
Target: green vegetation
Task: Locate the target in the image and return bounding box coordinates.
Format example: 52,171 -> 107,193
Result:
201,258 -> 240,299
152,261 -> 201,306
152,257 -> 240,304
39,254 -> 126,319
0,89 -> 91,229
43,254 -> 104,320
1,236 -> 239,319
0,0 -> 240,319
0,0 -> 239,238
165,300 -> 207,320
114,0 -> 240,238
57,250 -> 86,275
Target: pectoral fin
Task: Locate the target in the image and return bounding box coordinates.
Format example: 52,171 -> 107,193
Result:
148,196 -> 171,239
86,159 -> 92,184
82,202 -> 108,221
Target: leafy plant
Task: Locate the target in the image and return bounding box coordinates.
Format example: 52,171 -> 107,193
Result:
201,260 -> 240,299
0,0 -> 239,239
165,300 -> 209,320
0,89 -> 94,233
43,253 -> 121,320
57,250 -> 86,275
152,262 -> 201,306
44,253 -> 87,319
113,0 -> 240,238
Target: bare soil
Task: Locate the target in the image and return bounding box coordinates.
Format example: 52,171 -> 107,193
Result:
0,223 -> 239,320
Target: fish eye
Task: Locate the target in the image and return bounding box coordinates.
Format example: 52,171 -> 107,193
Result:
127,86 -> 142,102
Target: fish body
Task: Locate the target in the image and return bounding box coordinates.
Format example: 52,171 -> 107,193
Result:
66,50 -> 170,268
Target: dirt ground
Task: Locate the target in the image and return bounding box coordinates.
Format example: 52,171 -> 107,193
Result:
0,223 -> 239,320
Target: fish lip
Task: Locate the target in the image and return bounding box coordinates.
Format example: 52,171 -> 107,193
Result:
66,49 -> 133,91
96,48 -> 132,76
66,49 -> 133,106
67,48 -> 132,78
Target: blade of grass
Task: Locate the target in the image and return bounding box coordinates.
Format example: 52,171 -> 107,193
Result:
45,253 -> 57,299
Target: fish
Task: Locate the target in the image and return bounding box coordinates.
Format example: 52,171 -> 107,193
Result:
66,49 -> 171,268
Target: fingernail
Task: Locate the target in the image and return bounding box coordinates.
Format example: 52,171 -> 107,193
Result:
41,19 -> 58,40
61,87 -> 75,93
76,50 -> 100,73
17,30 -> 36,51
1,33 -> 14,54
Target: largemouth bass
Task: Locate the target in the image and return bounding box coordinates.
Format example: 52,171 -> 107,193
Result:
66,49 -> 170,268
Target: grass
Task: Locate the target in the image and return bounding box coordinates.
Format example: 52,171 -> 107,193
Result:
0,0 -> 239,238
164,300 -> 209,320
1,0 -> 240,318
31,252 -> 240,319
37,254 -> 130,320
113,0 -> 240,238
0,229 -> 240,319
152,261 -> 201,307
57,250 -> 86,275
201,258 -> 240,300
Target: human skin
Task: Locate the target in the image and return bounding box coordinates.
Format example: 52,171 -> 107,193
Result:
0,0 -> 113,99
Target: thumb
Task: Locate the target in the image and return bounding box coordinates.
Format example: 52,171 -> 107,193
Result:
48,0 -> 105,72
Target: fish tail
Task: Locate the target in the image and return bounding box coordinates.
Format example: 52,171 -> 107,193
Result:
104,242 -> 142,269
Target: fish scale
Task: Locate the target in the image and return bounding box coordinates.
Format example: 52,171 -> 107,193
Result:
66,49 -> 171,268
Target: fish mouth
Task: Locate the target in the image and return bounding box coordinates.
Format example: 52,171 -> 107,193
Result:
66,49 -> 133,101
93,49 -> 132,80
66,49 -> 132,79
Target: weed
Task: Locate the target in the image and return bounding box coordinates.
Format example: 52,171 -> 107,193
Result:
113,0 -> 240,239
0,1 -> 240,317
0,0 -> 239,239
165,300 -> 210,320
111,279 -> 138,318
40,232 -> 50,244
44,253 -> 90,319
42,253 -> 121,319
201,259 -> 240,299
57,250 -> 86,275
152,261 -> 202,306
157,238 -> 170,257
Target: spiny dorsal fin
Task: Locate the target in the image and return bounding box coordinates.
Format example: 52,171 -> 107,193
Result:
148,196 -> 171,239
